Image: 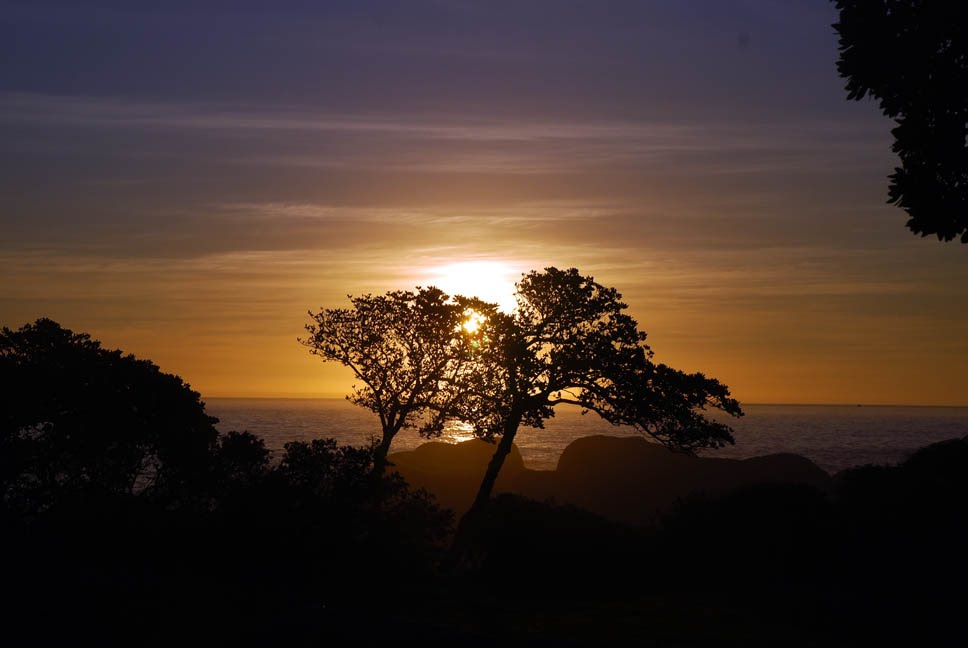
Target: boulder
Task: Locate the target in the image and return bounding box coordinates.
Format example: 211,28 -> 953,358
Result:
388,439 -> 524,513
389,435 -> 831,525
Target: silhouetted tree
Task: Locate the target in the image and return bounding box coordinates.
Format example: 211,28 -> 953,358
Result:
267,437 -> 453,567
0,319 -> 220,512
210,430 -> 272,495
302,287 -> 482,475
458,268 -> 742,512
607,361 -> 741,451
833,1 -> 968,242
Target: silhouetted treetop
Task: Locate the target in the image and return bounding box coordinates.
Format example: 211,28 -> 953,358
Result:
0,319 -> 220,511
606,362 -> 741,452
455,267 -> 742,511
834,1 -> 968,242
301,287 -> 487,474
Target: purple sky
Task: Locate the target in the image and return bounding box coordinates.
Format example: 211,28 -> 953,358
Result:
2,0 -> 966,404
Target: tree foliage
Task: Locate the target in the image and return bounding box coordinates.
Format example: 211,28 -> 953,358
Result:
833,0 -> 968,242
276,438 -> 453,546
454,268 -> 742,511
301,287 -> 484,471
608,362 -> 741,451
0,318 -> 220,512
459,268 -> 646,436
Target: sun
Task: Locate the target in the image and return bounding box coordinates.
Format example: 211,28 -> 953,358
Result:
462,309 -> 486,334
425,260 -> 521,311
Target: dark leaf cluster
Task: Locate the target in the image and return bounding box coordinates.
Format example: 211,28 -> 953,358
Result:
301,288 -> 484,471
458,268 -> 742,452
0,318 -> 219,513
834,0 -> 968,242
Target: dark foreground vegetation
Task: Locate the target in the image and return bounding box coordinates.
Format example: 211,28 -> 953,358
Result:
3,320 -> 967,645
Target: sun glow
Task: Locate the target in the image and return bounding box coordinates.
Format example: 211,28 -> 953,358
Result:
462,309 -> 486,334
426,260 -> 521,311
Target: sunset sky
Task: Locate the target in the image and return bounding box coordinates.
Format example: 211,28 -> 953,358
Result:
2,0 -> 966,405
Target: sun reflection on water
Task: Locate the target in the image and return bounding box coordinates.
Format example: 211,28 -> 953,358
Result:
442,419 -> 477,444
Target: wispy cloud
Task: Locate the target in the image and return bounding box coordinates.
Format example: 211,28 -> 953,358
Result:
214,201 -> 614,225
1,92 -> 891,175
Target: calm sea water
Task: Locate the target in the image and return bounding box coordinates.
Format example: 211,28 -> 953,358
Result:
206,398 -> 968,474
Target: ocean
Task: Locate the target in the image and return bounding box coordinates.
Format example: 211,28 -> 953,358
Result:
206,398 -> 968,475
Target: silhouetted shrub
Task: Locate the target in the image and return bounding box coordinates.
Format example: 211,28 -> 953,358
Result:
0,320 -> 455,643
0,319 -> 219,513
229,438 -> 454,578
901,436 -> 968,496
208,430 -> 272,496
658,483 -> 836,590
825,437 -> 968,646
455,494 -> 647,595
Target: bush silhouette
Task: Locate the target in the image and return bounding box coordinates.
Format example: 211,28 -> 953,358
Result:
0,319 -> 220,512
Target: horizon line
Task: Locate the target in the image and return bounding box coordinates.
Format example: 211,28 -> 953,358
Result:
201,395 -> 968,408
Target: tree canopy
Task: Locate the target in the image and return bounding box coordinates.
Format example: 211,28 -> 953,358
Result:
833,0 -> 968,242
302,287 -> 485,473
301,268 -> 741,513
453,267 -> 742,511
0,318 -> 220,511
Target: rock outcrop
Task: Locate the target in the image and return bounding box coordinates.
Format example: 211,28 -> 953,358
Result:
389,435 -> 831,525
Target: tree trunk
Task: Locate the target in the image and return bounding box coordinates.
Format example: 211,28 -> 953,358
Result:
447,410 -> 523,569
469,411 -> 522,512
371,430 -> 395,478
